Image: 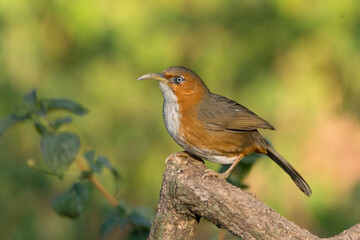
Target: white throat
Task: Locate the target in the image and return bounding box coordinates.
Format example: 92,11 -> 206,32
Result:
158,82 -> 182,143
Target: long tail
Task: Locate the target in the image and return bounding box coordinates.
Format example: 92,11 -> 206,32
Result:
266,146 -> 312,197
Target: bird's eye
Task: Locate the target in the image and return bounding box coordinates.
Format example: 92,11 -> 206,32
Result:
174,76 -> 184,84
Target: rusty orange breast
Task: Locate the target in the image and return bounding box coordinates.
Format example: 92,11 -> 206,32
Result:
177,98 -> 255,159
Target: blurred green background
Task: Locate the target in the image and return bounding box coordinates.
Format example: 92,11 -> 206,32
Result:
1,0 -> 360,239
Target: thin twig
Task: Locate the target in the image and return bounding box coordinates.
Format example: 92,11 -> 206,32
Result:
75,157 -> 118,207
218,229 -> 226,240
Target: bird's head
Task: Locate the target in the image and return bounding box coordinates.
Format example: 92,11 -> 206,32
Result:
138,66 -> 209,106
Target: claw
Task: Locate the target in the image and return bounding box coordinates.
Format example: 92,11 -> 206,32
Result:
175,152 -> 189,158
165,152 -> 189,165
165,156 -> 171,165
202,169 -> 228,180
202,169 -> 219,179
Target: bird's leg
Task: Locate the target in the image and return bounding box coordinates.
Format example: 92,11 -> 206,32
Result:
202,154 -> 245,180
220,153 -> 245,178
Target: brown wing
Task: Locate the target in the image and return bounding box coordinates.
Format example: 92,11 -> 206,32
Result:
198,93 -> 275,132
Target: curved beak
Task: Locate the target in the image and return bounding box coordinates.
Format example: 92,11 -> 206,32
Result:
137,73 -> 168,83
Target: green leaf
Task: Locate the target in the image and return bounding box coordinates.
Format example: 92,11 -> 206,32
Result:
97,156 -> 122,193
79,171 -> 93,180
84,149 -> 96,162
52,182 -> 90,219
116,201 -> 132,217
34,121 -> 50,135
128,207 -> 152,228
100,212 -> 128,238
100,203 -> 153,239
40,99 -> 88,116
83,150 -> 104,174
92,157 -> 105,173
127,226 -> 150,240
83,151 -> 121,178
51,117 -> 73,130
98,156 -> 121,180
0,113 -> 31,137
100,202 -> 131,239
40,132 -> 81,179
23,89 -> 37,108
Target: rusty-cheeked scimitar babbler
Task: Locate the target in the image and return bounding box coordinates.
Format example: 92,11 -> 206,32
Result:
138,66 -> 311,197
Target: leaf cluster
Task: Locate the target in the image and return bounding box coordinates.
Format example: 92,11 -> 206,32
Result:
0,89 -> 152,239
101,202 -> 152,240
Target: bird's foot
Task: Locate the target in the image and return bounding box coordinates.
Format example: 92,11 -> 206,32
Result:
165,152 -> 189,165
175,151 -> 190,158
202,169 -> 228,180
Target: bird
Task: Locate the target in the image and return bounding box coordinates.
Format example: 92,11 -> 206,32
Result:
138,66 -> 312,196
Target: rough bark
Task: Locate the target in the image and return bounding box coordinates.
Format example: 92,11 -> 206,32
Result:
148,152 -> 360,240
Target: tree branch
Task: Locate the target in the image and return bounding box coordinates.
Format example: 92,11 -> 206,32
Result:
75,157 -> 118,207
149,152 -> 360,240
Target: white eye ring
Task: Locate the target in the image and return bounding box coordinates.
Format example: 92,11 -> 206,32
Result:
175,76 -> 184,84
